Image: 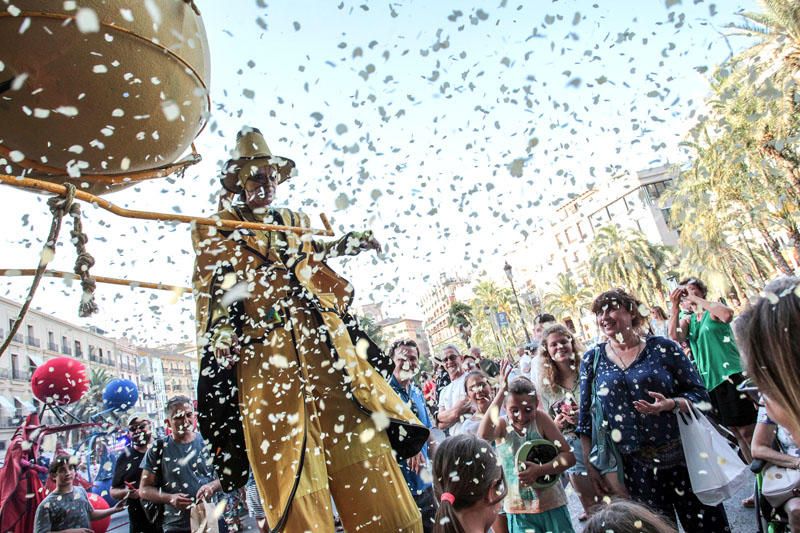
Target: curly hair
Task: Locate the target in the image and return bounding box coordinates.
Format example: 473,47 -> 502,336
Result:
591,288 -> 647,331
535,323 -> 583,399
679,277 -> 708,298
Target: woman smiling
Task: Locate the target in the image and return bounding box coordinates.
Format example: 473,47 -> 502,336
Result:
576,288 -> 730,531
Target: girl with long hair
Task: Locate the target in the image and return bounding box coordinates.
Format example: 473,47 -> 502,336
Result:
535,323 -> 596,521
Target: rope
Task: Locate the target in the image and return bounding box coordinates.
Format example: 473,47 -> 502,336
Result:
67,198 -> 98,317
0,184 -> 97,358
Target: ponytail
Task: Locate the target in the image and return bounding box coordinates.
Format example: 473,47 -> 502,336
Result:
432,434 -> 502,533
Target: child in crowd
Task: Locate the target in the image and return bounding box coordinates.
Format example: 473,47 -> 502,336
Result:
34,455 -> 125,533
456,369 -> 494,436
432,434 -> 507,533
478,362 -> 576,533
583,499 -> 678,533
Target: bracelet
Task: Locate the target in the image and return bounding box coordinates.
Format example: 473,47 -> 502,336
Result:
671,398 -> 680,413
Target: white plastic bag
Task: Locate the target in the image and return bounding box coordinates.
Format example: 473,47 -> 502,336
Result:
677,406 -> 750,506
190,500 -> 221,533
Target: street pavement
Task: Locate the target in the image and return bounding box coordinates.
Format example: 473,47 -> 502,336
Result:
564,472 -> 759,532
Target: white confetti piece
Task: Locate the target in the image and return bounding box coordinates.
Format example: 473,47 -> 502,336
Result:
75,7 -> 100,33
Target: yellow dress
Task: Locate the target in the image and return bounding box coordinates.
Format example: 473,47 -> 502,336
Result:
192,205 -> 426,532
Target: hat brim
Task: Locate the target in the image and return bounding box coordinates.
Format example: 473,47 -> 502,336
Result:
220,155 -> 296,193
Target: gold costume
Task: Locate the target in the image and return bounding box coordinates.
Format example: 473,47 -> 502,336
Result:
193,204 -> 426,532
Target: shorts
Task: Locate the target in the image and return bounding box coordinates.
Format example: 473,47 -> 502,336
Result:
709,373 -> 757,428
566,434 -> 586,475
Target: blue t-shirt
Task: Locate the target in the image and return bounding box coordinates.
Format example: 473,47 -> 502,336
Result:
141,435 -> 216,532
389,375 -> 432,496
576,336 -> 709,454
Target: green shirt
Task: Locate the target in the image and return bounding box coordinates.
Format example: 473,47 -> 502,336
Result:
686,310 -> 743,392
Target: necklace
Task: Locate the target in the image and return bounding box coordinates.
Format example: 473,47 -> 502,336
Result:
607,339 -> 643,371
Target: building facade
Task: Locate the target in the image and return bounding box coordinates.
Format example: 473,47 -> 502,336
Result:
377,317 -> 431,359
0,296 -> 199,450
419,274 -> 472,355
505,164 -> 680,332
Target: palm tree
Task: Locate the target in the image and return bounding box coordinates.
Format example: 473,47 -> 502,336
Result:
447,301 -> 473,348
587,225 -> 672,305
543,273 -> 593,338
356,315 -> 385,349
68,367 -> 112,444
471,280 -> 522,348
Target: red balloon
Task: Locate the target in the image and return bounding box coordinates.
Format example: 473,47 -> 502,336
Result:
30,357 -> 89,405
87,492 -> 111,533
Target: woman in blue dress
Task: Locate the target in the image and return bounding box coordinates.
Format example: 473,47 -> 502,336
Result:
576,288 -> 731,531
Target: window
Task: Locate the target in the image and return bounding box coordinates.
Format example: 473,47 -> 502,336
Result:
11,354 -> 18,375
74,340 -> 82,357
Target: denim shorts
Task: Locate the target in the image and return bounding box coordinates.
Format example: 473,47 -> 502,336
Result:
567,434 -> 587,475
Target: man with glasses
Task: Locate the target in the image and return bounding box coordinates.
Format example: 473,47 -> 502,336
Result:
436,344 -> 473,435
111,415 -> 161,533
139,396 -> 221,533
388,339 -> 437,532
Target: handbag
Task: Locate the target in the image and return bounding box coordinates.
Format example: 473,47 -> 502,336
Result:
677,405 -> 750,506
588,346 -> 623,481
141,438 -> 166,524
762,463 -> 800,507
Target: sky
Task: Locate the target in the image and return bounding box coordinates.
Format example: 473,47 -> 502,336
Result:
0,0 -> 761,345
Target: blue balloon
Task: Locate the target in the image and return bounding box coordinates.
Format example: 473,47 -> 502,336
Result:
102,379 -> 138,411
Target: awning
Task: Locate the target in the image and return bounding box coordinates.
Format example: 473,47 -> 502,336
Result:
27,354 -> 43,366
14,395 -> 36,413
0,394 -> 15,412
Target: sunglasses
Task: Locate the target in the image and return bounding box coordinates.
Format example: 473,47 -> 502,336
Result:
442,354 -> 460,362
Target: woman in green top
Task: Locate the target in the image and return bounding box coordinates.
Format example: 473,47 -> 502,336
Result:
668,277 -> 757,504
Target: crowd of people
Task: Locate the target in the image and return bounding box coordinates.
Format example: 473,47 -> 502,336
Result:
402,275 -> 800,533
15,127 -> 799,533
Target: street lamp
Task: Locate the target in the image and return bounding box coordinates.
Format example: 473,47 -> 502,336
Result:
503,262 -> 532,343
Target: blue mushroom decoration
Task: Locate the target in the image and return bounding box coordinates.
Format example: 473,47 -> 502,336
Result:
102,379 -> 139,411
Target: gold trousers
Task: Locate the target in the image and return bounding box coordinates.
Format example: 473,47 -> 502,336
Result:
237,309 -> 422,532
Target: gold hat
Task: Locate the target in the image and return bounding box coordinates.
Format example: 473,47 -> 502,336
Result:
220,127 -> 296,193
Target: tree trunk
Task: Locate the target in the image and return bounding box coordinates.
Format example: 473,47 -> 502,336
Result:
754,219 -> 793,274
761,130 -> 800,198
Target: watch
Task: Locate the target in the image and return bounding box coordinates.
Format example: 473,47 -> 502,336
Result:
671,398 -> 681,413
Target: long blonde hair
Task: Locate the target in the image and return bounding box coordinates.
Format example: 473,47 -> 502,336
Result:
536,323 -> 583,399
734,276 -> 800,438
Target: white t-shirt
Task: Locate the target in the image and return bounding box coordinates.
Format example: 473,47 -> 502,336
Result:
438,373 -> 467,435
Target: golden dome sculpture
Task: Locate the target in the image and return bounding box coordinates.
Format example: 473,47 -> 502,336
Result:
0,0 -> 210,195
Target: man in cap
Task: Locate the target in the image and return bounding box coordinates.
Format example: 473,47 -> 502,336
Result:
192,127 -> 427,532
110,415 -> 160,533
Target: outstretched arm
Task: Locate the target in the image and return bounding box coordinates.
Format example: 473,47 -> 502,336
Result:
477,361 -> 511,442
314,230 -> 381,260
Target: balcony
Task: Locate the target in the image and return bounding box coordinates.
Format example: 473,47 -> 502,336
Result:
61,345 -> 72,356
89,354 -> 98,363
48,341 -> 58,352
0,368 -> 9,379
12,369 -> 29,380
0,416 -> 18,428
75,349 -> 83,358
26,336 -> 41,348
12,333 -> 23,343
